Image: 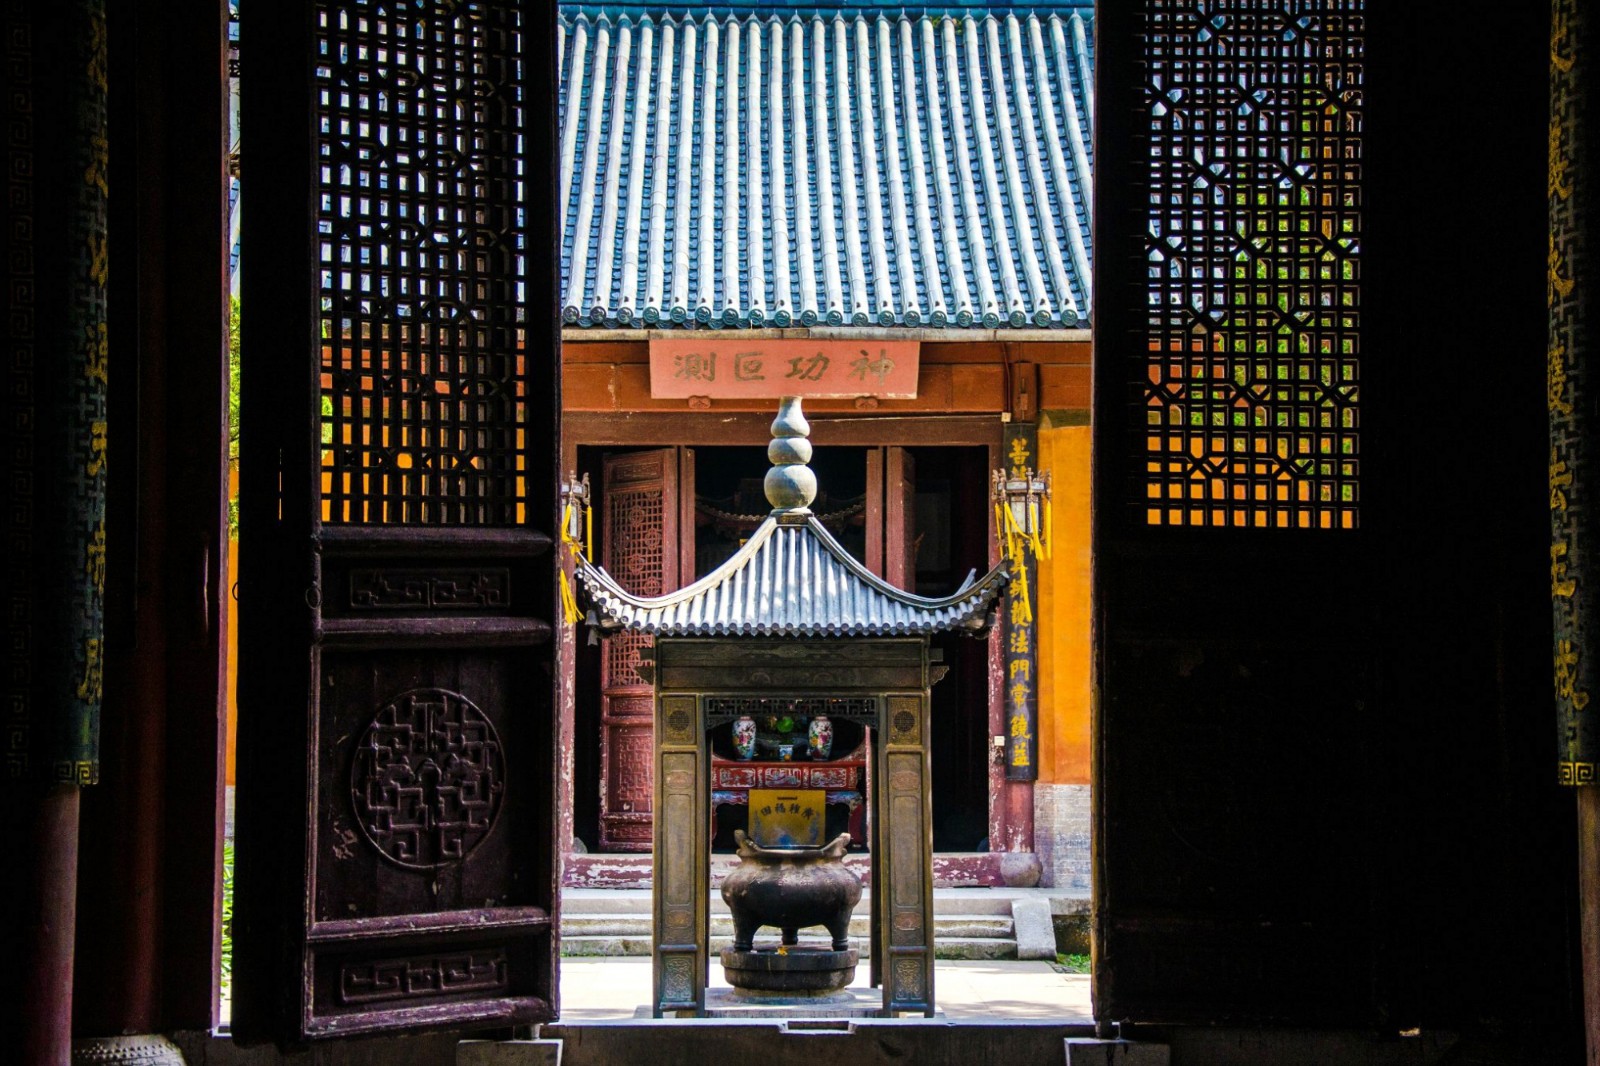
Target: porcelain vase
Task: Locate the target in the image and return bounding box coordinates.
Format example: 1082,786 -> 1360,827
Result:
732,716 -> 757,760
807,714 -> 833,761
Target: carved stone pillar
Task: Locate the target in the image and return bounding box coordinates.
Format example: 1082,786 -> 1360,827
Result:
879,694 -> 935,1016
652,692 -> 707,1015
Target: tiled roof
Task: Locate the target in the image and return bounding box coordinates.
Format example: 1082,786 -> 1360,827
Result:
577,513 -> 1009,637
558,6 -> 1095,329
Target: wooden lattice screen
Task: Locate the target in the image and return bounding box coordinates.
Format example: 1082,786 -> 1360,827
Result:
1137,0 -> 1363,530
317,2 -> 528,526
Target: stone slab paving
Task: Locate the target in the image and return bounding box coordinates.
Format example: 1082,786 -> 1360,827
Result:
557,957 -> 1092,1023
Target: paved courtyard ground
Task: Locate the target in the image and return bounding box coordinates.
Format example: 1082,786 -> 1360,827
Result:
557,957 -> 1093,1022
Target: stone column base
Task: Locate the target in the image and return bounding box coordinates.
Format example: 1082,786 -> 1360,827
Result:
1033,783 -> 1091,890
71,1034 -> 186,1066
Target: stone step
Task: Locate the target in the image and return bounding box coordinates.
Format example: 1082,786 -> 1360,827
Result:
559,887 -> 1063,917
561,913 -> 1013,941
560,933 -> 1016,961
562,914 -> 876,938
931,937 -> 1019,961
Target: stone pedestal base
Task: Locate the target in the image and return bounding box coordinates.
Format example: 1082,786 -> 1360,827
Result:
71,1034 -> 186,1065
719,946 -> 858,994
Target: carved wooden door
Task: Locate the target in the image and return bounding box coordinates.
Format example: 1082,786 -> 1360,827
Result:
1091,0 -> 1378,1027
599,449 -> 682,851
233,0 -> 560,1043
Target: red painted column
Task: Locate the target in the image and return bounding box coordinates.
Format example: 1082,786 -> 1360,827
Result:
1582,787 -> 1600,1066
19,786 -> 80,1066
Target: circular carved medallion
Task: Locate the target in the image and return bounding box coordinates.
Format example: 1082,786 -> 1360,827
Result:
893,709 -> 916,737
667,707 -> 692,737
351,687 -> 506,870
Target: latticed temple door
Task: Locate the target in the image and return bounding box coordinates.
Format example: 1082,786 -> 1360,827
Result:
1092,0 -> 1376,1027
599,449 -> 682,851
233,0 -> 560,1044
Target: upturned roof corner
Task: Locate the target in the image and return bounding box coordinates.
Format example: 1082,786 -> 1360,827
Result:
572,396 -> 1010,638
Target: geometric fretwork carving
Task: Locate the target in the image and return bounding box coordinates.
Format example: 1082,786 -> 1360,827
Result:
339,949 -> 509,1004
600,451 -> 675,851
350,688 -> 505,869
703,696 -> 880,726
1140,0 -> 1363,529
348,568 -> 511,610
316,0 -> 527,525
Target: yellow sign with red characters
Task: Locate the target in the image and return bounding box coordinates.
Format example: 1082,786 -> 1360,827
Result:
748,789 -> 825,847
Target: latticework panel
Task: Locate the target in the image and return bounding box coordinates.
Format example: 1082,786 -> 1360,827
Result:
603,486 -> 666,686
316,1 -> 527,525
605,631 -> 652,689
704,697 -> 881,726
1139,1 -> 1362,529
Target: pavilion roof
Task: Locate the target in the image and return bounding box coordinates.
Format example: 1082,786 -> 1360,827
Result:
574,395 -> 1009,638
577,512 -> 1008,637
558,5 -> 1095,330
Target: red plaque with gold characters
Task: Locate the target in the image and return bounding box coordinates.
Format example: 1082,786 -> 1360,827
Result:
649,339 -> 919,399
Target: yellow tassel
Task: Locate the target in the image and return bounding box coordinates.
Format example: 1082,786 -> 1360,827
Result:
997,502 -> 1019,562
560,502 -> 576,547
585,502 -> 594,561
558,568 -> 581,625
1027,500 -> 1045,560
1041,497 -> 1052,560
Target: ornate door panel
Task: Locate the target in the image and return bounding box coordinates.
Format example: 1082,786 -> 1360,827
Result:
599,449 -> 681,851
235,0 -> 560,1043
1092,0 -> 1378,1027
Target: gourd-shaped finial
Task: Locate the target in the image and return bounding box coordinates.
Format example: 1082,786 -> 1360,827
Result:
764,396 -> 817,512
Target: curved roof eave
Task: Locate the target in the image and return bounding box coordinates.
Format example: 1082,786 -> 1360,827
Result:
575,514 -> 1009,637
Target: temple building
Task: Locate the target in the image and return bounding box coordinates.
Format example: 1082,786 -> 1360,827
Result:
556,4 -> 1098,895
4,1 -> 1596,1063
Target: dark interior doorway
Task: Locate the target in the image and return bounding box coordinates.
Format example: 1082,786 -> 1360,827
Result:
693,445 -> 869,577
910,446 -> 993,852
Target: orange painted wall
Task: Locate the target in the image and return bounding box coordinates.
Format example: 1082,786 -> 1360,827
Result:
1036,421 -> 1092,786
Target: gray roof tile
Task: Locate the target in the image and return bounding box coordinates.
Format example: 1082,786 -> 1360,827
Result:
558,7 -> 1095,330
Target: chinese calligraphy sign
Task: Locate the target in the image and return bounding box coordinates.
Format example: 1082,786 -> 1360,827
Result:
1551,0 -> 1598,785
650,339 -> 920,399
1002,424 -> 1040,782
749,789 -> 825,847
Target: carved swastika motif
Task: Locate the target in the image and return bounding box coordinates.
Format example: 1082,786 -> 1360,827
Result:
316,0 -> 528,525
1138,1 -> 1363,530
339,949 -> 509,1005
350,688 -> 506,869
348,568 -> 511,610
